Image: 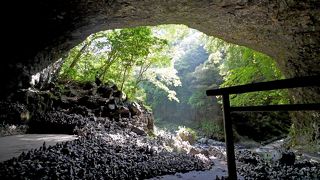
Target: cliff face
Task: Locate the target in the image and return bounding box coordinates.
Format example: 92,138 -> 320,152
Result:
2,0 -> 319,149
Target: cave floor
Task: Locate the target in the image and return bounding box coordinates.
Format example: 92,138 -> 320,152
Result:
0,134 -> 236,179
148,157 -> 244,180
0,134 -> 77,162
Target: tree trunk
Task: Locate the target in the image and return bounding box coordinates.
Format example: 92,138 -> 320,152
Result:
68,43 -> 90,69
69,33 -> 105,69
120,67 -> 127,91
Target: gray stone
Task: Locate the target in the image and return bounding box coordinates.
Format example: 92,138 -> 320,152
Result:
108,104 -> 116,110
279,151 -> 296,166
207,139 -> 218,146
200,149 -> 210,157
131,126 -> 146,136
129,102 -> 142,116
189,147 -> 201,155
118,106 -> 130,114
198,138 -> 208,144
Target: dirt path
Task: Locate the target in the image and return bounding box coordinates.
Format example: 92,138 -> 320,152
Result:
0,134 -> 77,162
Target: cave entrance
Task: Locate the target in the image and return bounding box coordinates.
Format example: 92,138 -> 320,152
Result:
23,24 -> 303,179
2,1 -> 319,178
3,1 -> 320,99
3,3 -> 319,152
31,24 -> 293,148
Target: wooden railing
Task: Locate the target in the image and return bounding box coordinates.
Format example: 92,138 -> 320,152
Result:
206,75 -> 320,179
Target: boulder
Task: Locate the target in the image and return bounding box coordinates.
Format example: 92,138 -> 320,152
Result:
97,106 -> 106,117
128,102 -> 142,116
110,84 -> 118,91
97,86 -> 113,99
189,147 -> 201,155
177,128 -> 196,145
0,101 -> 30,125
82,81 -> 95,90
78,96 -> 103,109
200,149 -> 210,157
113,91 -> 126,101
131,126 -> 146,136
117,106 -> 130,118
146,113 -> 154,132
207,139 -> 225,146
198,137 -> 208,144
279,151 -> 295,166
69,106 -> 91,117
95,77 -> 102,86
108,104 -> 116,111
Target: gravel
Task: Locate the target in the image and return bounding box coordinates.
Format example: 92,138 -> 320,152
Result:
0,82 -> 211,179
237,149 -> 320,179
0,132 -> 209,180
1,82 -> 319,179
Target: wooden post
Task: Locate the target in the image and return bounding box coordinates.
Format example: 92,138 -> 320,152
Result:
205,76 -> 320,179
222,93 -> 237,179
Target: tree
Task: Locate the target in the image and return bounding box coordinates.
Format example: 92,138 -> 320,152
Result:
203,36 -> 290,106
58,26 -> 177,101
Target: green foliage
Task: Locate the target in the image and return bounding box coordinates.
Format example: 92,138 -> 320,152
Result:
204,37 -> 290,106
141,26 -> 225,135
177,126 -> 197,144
289,112 -> 320,153
188,90 -> 207,109
57,25 -> 291,143
147,129 -> 157,139
152,24 -> 190,45
199,120 -> 224,140
141,67 -> 181,102
59,26 -> 179,102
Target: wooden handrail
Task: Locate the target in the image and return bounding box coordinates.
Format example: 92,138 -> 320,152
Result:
231,103 -> 320,112
206,75 -> 320,96
206,75 -> 320,180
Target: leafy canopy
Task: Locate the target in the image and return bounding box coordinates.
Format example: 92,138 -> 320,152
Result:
59,26 -> 181,101
203,36 -> 290,106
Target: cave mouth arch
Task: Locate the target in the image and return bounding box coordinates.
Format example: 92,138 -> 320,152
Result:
3,1 -> 320,94
47,24 -> 292,145
3,1 -> 319,150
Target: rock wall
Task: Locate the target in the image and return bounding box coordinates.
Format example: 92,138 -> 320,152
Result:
2,1 -> 319,149
1,81 -> 154,136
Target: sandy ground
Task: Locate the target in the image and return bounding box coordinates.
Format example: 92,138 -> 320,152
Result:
0,134 -> 77,162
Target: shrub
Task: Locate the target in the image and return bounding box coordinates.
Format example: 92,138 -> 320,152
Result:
176,126 -> 197,145
200,120 -> 224,141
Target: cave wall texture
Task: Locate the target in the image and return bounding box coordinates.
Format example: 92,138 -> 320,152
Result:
2,0 -> 319,149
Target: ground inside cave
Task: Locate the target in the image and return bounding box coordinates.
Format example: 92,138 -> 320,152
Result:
0,80 -> 319,179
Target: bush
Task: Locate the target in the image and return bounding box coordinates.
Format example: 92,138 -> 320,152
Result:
177,126 -> 197,145
199,120 -> 224,141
